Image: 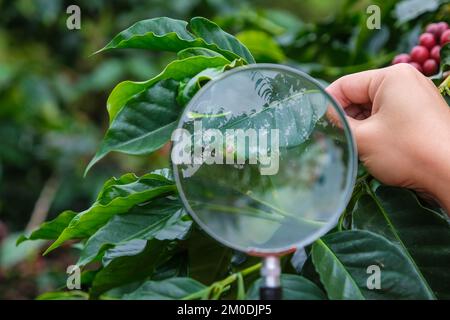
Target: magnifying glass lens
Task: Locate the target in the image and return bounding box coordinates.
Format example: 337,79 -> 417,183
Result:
172,65 -> 356,254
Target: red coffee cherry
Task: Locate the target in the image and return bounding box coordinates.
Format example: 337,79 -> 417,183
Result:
430,45 -> 441,62
422,59 -> 438,76
408,62 -> 423,73
441,29 -> 450,46
436,22 -> 449,38
392,53 -> 411,64
410,45 -> 429,64
426,23 -> 439,36
419,33 -> 436,49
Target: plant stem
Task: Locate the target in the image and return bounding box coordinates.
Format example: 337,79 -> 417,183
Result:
26,174 -> 60,231
183,262 -> 262,300
439,74 -> 450,95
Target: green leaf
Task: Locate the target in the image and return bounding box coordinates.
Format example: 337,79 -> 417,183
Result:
312,230 -> 436,299
177,67 -> 224,106
394,0 -> 447,25
97,16 -> 254,64
87,79 -> 181,172
77,198 -> 191,266
153,252 -> 188,281
106,55 -> 230,124
187,229 -> 232,285
150,168 -> 174,182
44,173 -> 176,254
188,17 -> 255,64
123,277 -> 207,300
177,47 -> 225,59
246,274 -> 326,300
87,56 -> 231,173
101,239 -> 147,266
97,17 -> 198,53
191,74 -> 327,151
88,55 -> 247,173
17,211 -> 77,245
352,186 -> 450,299
90,239 -> 173,298
37,291 -> 88,300
236,30 -> 285,62
177,58 -> 245,106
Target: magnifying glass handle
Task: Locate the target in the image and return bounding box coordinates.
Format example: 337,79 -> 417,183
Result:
260,287 -> 282,300
260,256 -> 282,300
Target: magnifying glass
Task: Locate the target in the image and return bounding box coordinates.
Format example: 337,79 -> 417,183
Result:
171,64 -> 357,300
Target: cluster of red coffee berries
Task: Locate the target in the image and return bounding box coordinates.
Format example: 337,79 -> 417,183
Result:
392,21 -> 450,76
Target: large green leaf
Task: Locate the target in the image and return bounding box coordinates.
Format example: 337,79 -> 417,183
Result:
105,55 -> 230,124
87,79 -> 181,172
101,239 -> 148,266
187,229 -> 232,285
17,211 -> 77,245
87,57 -> 241,173
123,277 -> 207,300
246,274 -> 326,300
89,239 -> 173,298
97,17 -> 254,64
352,186 -> 450,299
17,174 -> 148,244
97,17 -> 198,53
312,230 -> 436,299
77,198 -> 191,266
44,173 -> 176,254
177,47 -> 224,59
188,17 -> 255,64
153,252 -> 188,281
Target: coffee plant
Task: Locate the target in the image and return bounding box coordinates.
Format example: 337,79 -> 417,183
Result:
19,15 -> 450,300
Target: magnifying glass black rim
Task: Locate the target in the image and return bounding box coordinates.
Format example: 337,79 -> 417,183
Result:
172,63 -> 358,255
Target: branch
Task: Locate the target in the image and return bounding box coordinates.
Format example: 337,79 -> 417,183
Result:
26,174 -> 60,232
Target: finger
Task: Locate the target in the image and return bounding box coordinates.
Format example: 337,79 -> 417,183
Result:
325,69 -> 387,156
325,69 -> 383,108
345,105 -> 362,118
324,69 -> 380,128
323,102 -> 372,154
345,116 -> 374,155
344,104 -> 371,119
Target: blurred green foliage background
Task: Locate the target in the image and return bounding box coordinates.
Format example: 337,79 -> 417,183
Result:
0,0 -> 448,299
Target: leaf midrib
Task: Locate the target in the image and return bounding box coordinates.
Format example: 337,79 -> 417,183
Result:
105,121 -> 176,153
315,238 -> 365,300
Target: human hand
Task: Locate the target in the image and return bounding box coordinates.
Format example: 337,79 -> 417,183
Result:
326,63 -> 450,214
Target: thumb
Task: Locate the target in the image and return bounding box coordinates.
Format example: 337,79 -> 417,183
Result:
325,69 -> 384,156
